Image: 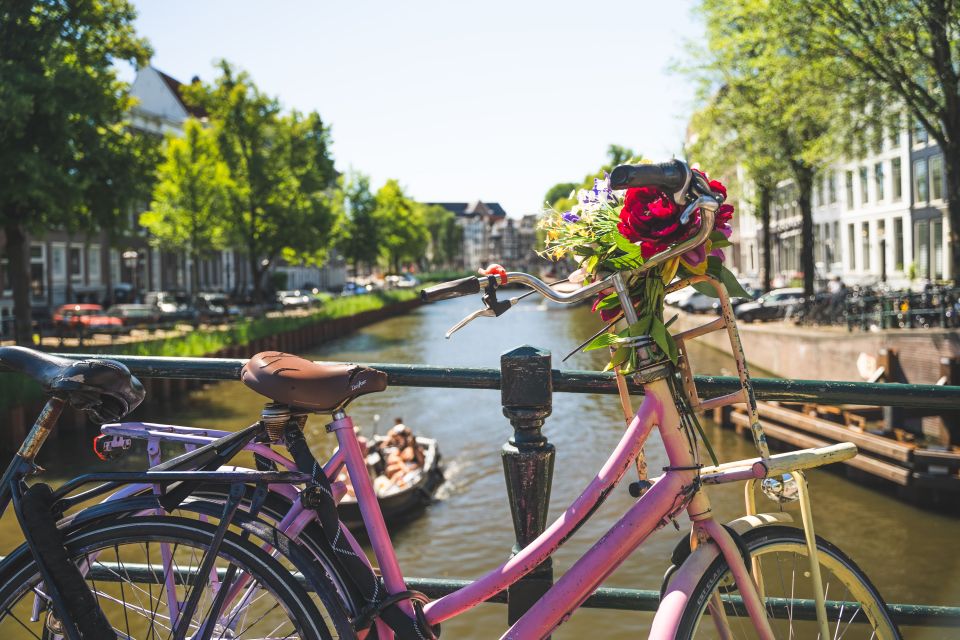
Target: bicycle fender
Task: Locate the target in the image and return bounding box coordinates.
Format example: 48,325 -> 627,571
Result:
650,512 -> 792,639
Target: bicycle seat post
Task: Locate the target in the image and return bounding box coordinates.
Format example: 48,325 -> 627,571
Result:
17,396 -> 65,465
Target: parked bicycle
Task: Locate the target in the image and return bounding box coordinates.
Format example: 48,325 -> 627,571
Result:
0,159 -> 900,639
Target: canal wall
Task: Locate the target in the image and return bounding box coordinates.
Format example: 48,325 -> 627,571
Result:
674,311 -> 960,384
1,297 -> 422,450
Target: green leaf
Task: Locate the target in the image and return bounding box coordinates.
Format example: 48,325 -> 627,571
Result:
628,315 -> 653,336
709,229 -> 728,243
612,233 -> 644,258
691,281 -> 720,298
720,266 -> 751,298
595,291 -> 622,310
604,346 -> 630,371
711,238 -> 732,249
583,332 -> 620,351
706,255 -> 724,277
650,316 -> 678,364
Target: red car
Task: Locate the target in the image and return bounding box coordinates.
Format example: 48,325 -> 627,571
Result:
53,304 -> 124,336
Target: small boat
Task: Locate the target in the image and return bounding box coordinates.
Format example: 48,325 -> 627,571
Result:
337,434 -> 444,530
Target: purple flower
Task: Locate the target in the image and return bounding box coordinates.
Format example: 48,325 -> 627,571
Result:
562,211 -> 580,223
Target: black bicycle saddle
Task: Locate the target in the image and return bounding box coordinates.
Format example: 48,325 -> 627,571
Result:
0,346 -> 145,423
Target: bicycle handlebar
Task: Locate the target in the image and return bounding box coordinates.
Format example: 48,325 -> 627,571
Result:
609,159 -> 689,194
420,276 -> 482,302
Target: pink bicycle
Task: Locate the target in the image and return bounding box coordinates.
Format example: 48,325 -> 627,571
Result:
0,162 -> 901,639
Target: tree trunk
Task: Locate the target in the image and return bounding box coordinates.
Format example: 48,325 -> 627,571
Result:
758,183 -> 773,293
249,251 -> 263,304
5,221 -> 33,346
190,251 -> 200,295
944,146 -> 960,285
794,166 -> 816,296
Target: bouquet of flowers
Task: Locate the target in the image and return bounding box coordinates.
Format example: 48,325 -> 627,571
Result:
539,167 -> 748,374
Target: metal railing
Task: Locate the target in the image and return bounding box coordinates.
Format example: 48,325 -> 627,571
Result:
38,349 -> 960,627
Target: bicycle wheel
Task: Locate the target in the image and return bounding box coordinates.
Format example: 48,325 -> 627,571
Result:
0,516 -> 349,639
677,525 -> 901,639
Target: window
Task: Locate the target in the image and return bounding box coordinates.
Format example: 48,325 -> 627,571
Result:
848,223 -> 856,270
68,246 -> 83,283
933,219 -> 943,280
877,220 -> 886,275
930,154 -> 944,200
859,167 -> 869,204
888,126 -> 899,149
892,158 -> 902,201
874,162 -> 884,201
828,173 -> 837,203
845,171 -> 854,207
894,217 -> 904,271
915,221 -> 930,279
862,222 -> 871,271
914,158 -> 929,202
87,245 -> 101,283
914,120 -> 928,144
51,244 -> 66,282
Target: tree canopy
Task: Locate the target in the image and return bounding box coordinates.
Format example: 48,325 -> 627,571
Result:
141,119 -> 232,293
183,61 -> 338,299
0,0 -> 153,343
373,180 -> 429,273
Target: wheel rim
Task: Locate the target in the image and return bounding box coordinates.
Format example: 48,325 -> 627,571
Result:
689,537 -> 898,639
0,522 -> 320,639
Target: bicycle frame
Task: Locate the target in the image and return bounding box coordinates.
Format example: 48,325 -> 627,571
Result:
100,377 -> 777,639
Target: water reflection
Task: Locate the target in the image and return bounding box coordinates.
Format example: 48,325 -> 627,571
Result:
6,297 -> 958,638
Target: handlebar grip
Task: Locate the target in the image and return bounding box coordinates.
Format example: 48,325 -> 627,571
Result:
420,276 -> 482,302
609,160 -> 688,192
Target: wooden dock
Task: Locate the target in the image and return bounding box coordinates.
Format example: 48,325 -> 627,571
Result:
716,401 -> 960,502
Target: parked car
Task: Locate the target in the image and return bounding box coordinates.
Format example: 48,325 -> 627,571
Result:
680,292 -> 721,314
53,304 -> 124,336
144,291 -> 199,325
734,287 -> 805,322
385,274 -> 419,288
276,290 -> 312,309
195,292 -> 242,322
106,304 -> 161,330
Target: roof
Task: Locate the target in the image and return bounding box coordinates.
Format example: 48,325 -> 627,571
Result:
429,201 -> 508,219
154,68 -> 208,119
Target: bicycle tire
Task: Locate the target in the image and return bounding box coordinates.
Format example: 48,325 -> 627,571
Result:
676,525 -> 901,639
0,515 -> 350,639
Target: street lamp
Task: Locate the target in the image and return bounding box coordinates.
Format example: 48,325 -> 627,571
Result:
122,250 -> 139,302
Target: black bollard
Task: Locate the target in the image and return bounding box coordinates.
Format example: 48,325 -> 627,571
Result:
500,345 -> 555,629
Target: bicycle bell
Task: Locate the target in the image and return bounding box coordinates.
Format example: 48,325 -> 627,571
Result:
761,473 -> 800,504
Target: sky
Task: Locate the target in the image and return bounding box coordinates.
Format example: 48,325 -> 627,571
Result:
126,0 -> 704,217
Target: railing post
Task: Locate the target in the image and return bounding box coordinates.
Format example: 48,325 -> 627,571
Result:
500,345 -> 555,629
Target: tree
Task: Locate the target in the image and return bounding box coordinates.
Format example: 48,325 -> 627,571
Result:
694,0 -> 844,295
0,0 -> 152,344
421,204 -> 461,268
785,0 -> 960,282
337,172 -> 380,274
183,61 -> 338,300
373,180 -> 429,273
544,144 -> 641,214
686,89 -> 787,292
140,119 -> 232,293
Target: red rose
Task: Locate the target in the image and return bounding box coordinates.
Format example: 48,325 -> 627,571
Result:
618,187 -> 690,258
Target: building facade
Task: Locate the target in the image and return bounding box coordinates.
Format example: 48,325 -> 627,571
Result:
737,119 -> 951,289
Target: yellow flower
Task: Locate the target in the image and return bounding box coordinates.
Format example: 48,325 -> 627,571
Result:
552,247 -> 566,260
547,230 -> 559,241
661,256 -> 681,284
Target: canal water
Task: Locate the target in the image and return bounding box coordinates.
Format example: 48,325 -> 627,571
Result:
4,296 -> 959,637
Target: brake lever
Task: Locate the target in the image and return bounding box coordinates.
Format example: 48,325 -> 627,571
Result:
444,282 -> 523,338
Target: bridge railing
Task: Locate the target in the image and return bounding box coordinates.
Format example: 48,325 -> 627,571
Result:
46,348 -> 960,628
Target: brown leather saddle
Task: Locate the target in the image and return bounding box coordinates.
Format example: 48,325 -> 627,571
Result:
240,351 -> 387,413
